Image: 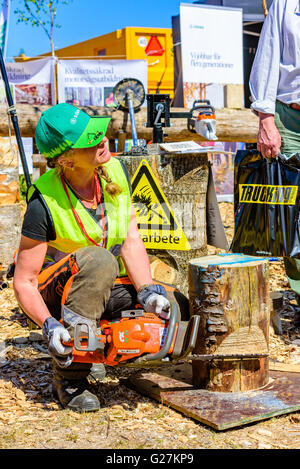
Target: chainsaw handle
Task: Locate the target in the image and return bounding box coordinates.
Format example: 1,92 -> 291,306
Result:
191,99 -> 215,114
133,301 -> 179,363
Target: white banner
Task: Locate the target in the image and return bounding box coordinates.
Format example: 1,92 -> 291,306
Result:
180,3 -> 243,109
0,58 -> 55,105
57,59 -> 148,106
180,3 -> 243,85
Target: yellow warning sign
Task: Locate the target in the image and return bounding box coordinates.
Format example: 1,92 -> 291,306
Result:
131,160 -> 191,251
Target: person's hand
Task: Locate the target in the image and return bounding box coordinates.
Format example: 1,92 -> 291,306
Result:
257,113 -> 281,159
144,293 -> 171,319
42,317 -> 73,368
137,284 -> 171,320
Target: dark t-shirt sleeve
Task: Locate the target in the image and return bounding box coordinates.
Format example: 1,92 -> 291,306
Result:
22,190 -> 55,242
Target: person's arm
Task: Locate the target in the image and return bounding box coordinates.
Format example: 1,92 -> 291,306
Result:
257,112 -> 282,158
120,204 -> 153,290
249,0 -> 284,158
13,235 -> 73,367
120,204 -> 170,319
13,235 -> 51,327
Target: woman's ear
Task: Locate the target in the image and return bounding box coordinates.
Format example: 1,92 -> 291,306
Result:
57,156 -> 74,171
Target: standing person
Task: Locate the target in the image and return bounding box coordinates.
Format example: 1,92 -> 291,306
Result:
249,0 -> 300,321
12,103 -> 179,412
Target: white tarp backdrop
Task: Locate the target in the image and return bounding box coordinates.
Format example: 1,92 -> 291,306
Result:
57,59 -> 148,106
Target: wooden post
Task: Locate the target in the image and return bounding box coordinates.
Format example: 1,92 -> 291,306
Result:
117,130 -> 127,153
188,254 -> 270,392
0,104 -> 259,143
32,154 -> 47,182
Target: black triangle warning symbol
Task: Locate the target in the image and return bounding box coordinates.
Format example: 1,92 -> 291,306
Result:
131,160 -> 191,251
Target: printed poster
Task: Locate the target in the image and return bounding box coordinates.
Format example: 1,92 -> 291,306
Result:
0,58 -> 55,105
180,3 -> 243,109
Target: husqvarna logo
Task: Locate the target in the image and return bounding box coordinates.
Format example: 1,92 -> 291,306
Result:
119,330 -> 128,343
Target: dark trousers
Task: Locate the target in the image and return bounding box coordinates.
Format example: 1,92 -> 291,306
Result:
275,101 -> 300,296
37,245 -> 189,380
38,245 -> 189,328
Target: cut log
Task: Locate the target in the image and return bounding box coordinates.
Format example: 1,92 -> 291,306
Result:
0,104 -> 259,143
119,151 -> 209,297
188,253 -> 270,392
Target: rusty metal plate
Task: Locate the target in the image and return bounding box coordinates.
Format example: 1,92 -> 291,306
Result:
125,364 -> 300,430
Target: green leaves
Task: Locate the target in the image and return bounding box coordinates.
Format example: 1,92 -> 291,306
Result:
8,0 -> 73,52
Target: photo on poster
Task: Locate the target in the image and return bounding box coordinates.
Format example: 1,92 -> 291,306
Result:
15,84 -> 52,105
64,86 -> 103,106
104,87 -> 115,107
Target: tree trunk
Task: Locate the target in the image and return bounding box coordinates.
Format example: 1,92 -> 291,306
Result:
188,254 -> 270,392
0,104 -> 259,143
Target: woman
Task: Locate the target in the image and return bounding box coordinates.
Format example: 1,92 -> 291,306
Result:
13,103 -> 172,412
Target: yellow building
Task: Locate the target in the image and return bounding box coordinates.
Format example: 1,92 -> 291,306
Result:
35,27 -> 175,98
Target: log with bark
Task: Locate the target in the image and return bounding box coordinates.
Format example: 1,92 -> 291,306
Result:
0,104 -> 259,143
188,254 -> 270,392
0,136 -> 22,266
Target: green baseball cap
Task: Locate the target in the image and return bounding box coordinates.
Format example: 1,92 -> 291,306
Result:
35,103 -> 111,159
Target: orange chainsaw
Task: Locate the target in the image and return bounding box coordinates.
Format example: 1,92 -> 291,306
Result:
64,303 -> 200,367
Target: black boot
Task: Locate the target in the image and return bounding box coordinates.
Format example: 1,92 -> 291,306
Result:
293,295 -> 300,327
52,362 -> 100,412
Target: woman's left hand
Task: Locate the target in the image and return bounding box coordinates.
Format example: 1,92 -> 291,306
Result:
143,293 -> 171,320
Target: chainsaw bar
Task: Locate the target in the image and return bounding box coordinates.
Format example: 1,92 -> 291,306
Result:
187,353 -> 269,361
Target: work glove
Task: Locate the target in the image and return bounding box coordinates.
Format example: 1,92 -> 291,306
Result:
42,317 -> 73,368
137,284 -> 171,320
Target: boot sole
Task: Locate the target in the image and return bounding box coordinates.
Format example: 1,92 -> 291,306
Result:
52,386 -> 100,412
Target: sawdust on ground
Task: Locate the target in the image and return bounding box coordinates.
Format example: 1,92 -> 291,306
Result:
0,202 -> 300,450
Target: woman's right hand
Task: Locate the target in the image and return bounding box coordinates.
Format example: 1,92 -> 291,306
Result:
42,317 -> 73,368
257,113 -> 281,159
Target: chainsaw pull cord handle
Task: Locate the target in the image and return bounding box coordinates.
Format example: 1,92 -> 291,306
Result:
133,301 -> 179,363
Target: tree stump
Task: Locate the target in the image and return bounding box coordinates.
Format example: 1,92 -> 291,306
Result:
0,204 -> 21,267
188,254 -> 270,392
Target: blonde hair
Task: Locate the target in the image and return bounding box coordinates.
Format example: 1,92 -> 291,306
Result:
46,149 -> 122,197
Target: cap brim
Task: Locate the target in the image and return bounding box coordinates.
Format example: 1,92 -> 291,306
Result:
72,116 -> 111,149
